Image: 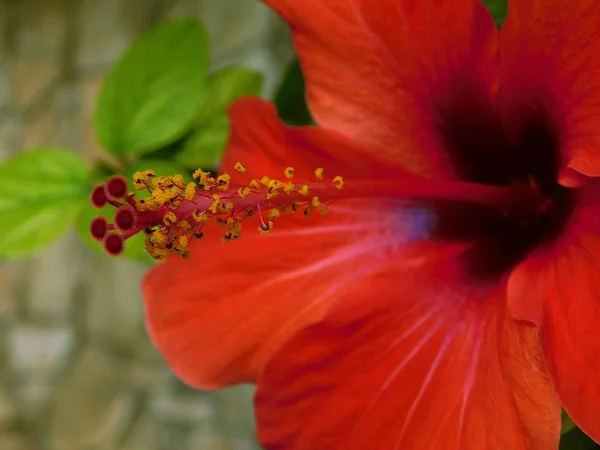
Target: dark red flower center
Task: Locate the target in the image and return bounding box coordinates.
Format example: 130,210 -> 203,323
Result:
425,84 -> 576,281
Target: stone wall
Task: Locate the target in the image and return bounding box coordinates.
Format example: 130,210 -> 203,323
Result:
0,1 -> 293,448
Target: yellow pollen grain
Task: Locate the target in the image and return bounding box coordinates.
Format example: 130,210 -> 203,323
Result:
234,162 -> 247,172
250,179 -> 262,189
299,185 -> 309,196
284,167 -> 295,179
260,176 -> 271,186
333,175 -> 344,190
184,182 -> 197,201
163,211 -> 177,226
311,196 -> 323,208
315,168 -> 324,180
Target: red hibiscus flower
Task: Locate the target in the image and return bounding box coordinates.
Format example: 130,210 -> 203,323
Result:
91,0 -> 600,448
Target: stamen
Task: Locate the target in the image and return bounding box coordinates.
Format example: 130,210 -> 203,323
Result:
88,163 -> 545,260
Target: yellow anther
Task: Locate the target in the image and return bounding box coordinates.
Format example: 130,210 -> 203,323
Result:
268,209 -> 282,219
135,197 -> 161,211
320,207 -> 329,215
151,176 -> 173,189
151,230 -> 167,246
234,162 -> 247,172
266,190 -> 279,200
184,182 -> 197,201
311,196 -> 323,208
284,167 -> 295,179
209,194 -> 220,213
148,247 -> 170,260
315,168 -> 325,180
192,169 -> 207,180
250,179 -> 262,189
193,169 -> 216,188
217,173 -> 231,191
259,221 -> 274,235
175,235 -> 189,251
299,185 -> 309,196
172,174 -> 185,187
260,176 -> 271,186
135,197 -> 149,211
220,202 -> 234,213
268,179 -> 284,190
238,187 -> 251,198
163,211 -> 177,226
216,217 -> 229,227
192,209 -> 209,223
177,221 -> 192,232
333,175 -> 344,190
132,171 -> 149,190
283,182 -> 295,194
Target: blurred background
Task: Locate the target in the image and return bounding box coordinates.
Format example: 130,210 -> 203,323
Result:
0,0 -> 293,449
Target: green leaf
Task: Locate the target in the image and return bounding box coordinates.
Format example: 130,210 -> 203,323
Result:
561,409 -> 578,435
481,0 -> 507,26
95,19 -> 210,156
0,148 -> 90,258
176,112 -> 229,169
175,67 -> 263,169
76,160 -> 187,264
274,58 -> 313,126
559,426 -> 599,450
199,67 -> 263,119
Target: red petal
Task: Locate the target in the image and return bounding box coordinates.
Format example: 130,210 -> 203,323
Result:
261,0 -> 497,176
222,97 -> 397,181
256,243 -> 560,449
508,184 -> 600,443
500,0 -> 600,180
143,97 -> 420,388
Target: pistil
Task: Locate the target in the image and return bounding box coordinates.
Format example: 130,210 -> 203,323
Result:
89,163 -> 545,260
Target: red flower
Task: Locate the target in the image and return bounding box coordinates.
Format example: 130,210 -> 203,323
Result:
94,0 -> 600,447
